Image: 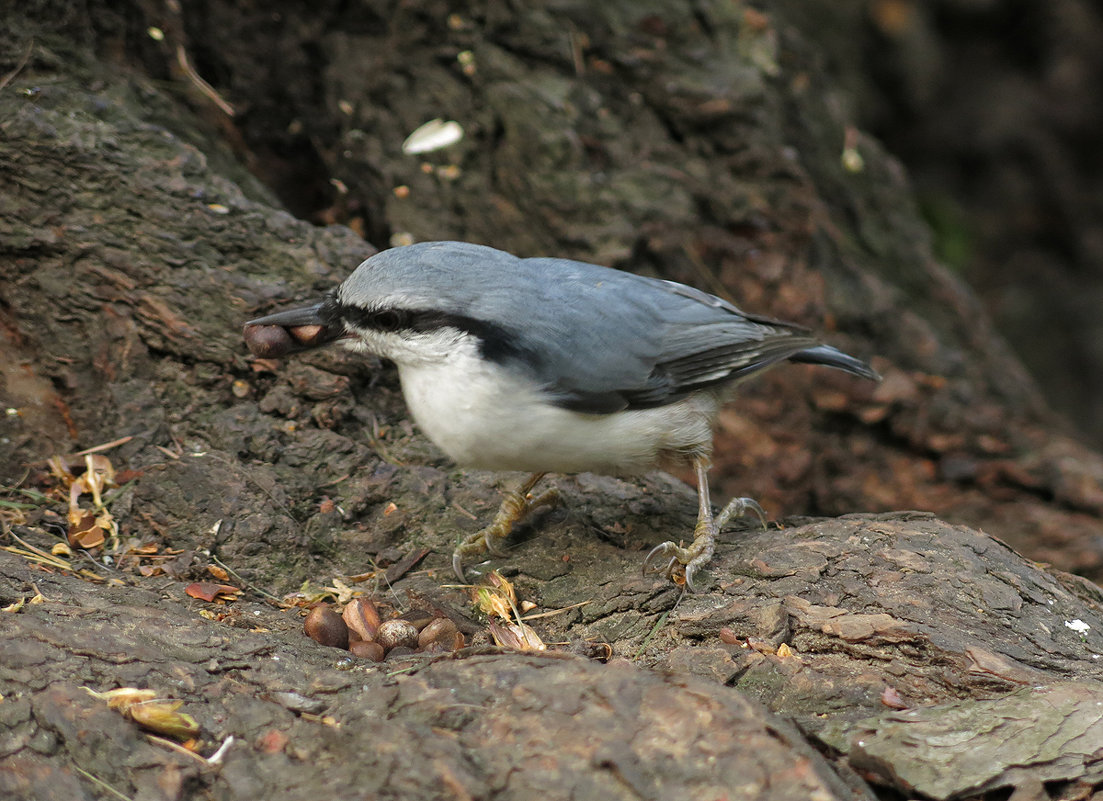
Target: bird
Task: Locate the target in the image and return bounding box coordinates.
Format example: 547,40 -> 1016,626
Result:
243,241 -> 879,590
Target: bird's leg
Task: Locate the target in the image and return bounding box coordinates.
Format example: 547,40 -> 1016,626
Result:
452,472 -> 558,581
643,457 -> 766,590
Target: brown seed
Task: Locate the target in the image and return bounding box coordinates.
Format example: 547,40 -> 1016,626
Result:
349,640 -> 385,662
304,605 -> 349,649
400,608 -> 435,631
288,324 -> 325,345
342,598 -> 381,642
376,619 -> 419,652
243,324 -> 296,358
384,645 -> 416,659
417,617 -> 458,649
421,632 -> 464,654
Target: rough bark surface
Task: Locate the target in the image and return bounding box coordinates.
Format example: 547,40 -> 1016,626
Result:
2,3 -> 1103,800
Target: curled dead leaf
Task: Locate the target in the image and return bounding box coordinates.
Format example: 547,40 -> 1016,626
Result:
488,620 -> 545,652
185,582 -> 241,602
128,699 -> 200,740
84,687 -> 159,710
83,686 -> 200,741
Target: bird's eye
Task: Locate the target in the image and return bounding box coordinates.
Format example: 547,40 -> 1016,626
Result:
373,309 -> 408,331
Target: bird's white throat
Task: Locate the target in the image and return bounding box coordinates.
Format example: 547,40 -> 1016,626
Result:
375,330 -> 718,475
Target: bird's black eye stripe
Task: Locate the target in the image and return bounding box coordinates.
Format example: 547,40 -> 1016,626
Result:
372,308 -> 411,331
333,300 -> 536,366
333,302 -> 413,333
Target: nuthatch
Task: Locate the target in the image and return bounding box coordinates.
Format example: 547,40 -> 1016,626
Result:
245,241 -> 878,589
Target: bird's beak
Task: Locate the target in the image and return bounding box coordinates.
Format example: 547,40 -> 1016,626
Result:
243,302 -> 347,358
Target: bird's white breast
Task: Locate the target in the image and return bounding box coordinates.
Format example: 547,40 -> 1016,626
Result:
394,335 -> 718,475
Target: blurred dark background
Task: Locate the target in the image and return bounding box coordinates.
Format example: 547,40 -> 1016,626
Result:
782,0 -> 1103,447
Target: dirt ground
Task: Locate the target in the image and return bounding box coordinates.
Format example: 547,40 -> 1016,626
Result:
2,2 -> 1103,800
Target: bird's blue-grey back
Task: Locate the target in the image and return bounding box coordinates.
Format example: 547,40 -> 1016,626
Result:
334,242 -> 876,412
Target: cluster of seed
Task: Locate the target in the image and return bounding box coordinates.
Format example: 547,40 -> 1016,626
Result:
303,598 -> 464,661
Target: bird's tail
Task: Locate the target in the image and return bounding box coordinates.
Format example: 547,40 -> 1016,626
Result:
789,344 -> 880,381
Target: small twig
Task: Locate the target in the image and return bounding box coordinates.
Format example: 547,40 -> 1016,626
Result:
144,733 -> 211,766
450,501 -> 479,521
72,764 -> 134,801
174,44 -> 235,116
154,445 -> 182,460
0,39 -> 33,92
75,436 -> 134,456
0,545 -> 64,570
206,734 -> 235,764
520,600 -> 592,621
633,596 -> 681,661
4,530 -> 71,568
385,657 -> 433,677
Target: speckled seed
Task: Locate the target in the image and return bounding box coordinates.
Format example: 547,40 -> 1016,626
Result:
342,598 -> 381,642
349,640 -> 385,662
376,619 -> 419,652
400,608 -> 435,631
417,617 -> 458,649
304,606 -> 349,650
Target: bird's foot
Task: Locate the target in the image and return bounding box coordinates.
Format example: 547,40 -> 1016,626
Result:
715,496 -> 767,530
643,496 -> 767,591
452,475 -> 558,581
643,519 -> 716,592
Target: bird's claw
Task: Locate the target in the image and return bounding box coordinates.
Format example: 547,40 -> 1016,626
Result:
483,527 -> 509,557
450,477 -> 558,582
642,537 -> 711,591
452,549 -> 471,583
643,495 -> 767,591
452,522 -> 512,581
642,542 -> 686,578
716,496 -> 767,530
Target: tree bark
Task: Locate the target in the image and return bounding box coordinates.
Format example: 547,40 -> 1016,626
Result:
2,3 -> 1102,800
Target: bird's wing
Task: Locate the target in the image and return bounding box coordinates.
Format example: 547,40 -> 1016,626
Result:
348,243 -> 868,414
498,259 -> 822,413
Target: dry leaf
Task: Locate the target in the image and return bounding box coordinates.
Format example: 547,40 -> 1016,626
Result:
475,587 -> 513,620
185,582 -> 241,602
54,453 -> 119,549
84,687 -> 159,710
128,699 -> 200,740
488,620 -> 546,652
472,571 -> 520,621
486,571 -> 517,605
83,686 -> 198,741
323,578 -> 356,605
